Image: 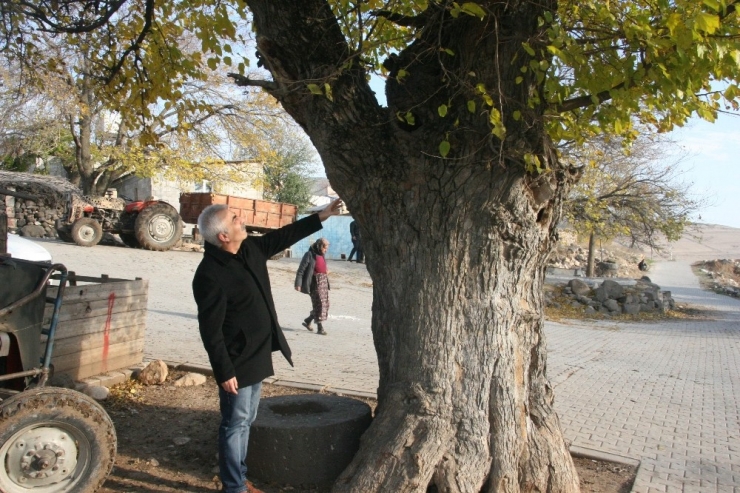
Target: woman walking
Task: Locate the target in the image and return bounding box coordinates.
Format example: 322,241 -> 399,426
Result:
295,238 -> 331,335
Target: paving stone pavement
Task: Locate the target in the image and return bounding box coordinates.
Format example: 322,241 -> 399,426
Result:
36,238 -> 740,492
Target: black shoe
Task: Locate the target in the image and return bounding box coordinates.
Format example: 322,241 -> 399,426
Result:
302,320 -> 313,331
317,328 -> 327,335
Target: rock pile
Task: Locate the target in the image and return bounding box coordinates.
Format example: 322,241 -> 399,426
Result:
548,243 -> 642,278
547,278 -> 676,316
694,259 -> 740,298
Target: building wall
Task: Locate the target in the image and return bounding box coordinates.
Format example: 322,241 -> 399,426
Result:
289,214 -> 355,260
116,176 -> 154,203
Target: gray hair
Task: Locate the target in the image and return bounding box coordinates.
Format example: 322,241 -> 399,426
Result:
197,204 -> 229,246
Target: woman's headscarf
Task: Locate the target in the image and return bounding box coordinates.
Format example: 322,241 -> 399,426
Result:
310,238 -> 327,255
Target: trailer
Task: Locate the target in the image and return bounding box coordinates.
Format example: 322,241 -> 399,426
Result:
0,190 -> 116,493
179,193 -> 298,233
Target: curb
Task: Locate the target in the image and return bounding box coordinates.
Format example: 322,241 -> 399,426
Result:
569,445 -> 641,467
79,359 -> 379,402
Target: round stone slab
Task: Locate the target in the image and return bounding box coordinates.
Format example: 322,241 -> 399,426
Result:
247,394 -> 373,487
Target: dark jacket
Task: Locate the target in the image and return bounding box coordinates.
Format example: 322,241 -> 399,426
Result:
349,220 -> 360,240
192,214 -> 323,387
295,246 -> 330,294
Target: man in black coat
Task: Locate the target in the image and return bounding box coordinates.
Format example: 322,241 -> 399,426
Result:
347,219 -> 363,263
192,198 -> 342,493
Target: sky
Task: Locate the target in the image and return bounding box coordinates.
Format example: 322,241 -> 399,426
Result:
667,112 -> 740,229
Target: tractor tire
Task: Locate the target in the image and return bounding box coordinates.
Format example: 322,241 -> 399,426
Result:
0,387 -> 116,493
70,218 -> 103,247
119,233 -> 140,248
134,203 -> 182,251
56,228 -> 73,243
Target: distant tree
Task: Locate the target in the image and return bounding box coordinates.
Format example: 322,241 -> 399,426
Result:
0,67 -> 77,174
236,122 -> 316,211
0,45 -> 292,195
562,132 -> 703,275
0,0 -> 267,195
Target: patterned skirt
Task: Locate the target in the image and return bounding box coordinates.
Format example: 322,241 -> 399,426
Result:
310,273 -> 330,322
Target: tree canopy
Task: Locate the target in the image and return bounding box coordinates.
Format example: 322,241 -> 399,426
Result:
3,0 -> 738,155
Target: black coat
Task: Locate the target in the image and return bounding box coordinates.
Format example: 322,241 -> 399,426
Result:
192,214 -> 323,387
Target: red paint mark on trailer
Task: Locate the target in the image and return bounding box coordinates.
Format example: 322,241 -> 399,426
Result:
103,292 -> 115,371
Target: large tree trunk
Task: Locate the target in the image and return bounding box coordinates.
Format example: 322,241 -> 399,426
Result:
244,0 -> 580,490
331,164 -> 579,493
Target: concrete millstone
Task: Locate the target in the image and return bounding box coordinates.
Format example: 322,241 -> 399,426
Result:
247,394 -> 372,487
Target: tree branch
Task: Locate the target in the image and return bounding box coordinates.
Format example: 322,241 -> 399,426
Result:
371,9 -> 429,28
226,73 -> 278,92
555,83 -> 625,113
102,0 -> 155,84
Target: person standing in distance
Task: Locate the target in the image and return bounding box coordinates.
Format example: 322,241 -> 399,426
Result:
295,238 -> 331,335
347,219 -> 363,263
192,198 -> 342,493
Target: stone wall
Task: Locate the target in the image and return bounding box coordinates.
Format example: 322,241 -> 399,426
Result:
2,191 -> 65,238
0,171 -> 82,238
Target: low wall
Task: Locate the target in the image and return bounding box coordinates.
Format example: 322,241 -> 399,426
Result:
44,274 -> 147,379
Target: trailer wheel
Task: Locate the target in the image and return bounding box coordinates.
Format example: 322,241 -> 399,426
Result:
119,233 -> 140,248
134,203 -> 182,251
0,387 -> 116,493
70,218 -> 103,247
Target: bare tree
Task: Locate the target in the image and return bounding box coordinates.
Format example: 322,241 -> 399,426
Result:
562,132 -> 704,275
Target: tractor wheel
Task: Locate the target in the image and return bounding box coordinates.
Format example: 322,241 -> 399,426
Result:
56,228 -> 73,243
0,387 -> 116,493
119,233 -> 140,248
70,218 -> 103,247
134,203 -> 183,251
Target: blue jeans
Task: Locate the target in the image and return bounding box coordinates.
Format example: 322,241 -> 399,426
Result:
218,382 -> 262,493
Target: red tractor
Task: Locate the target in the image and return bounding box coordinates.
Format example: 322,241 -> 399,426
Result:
56,195 -> 183,251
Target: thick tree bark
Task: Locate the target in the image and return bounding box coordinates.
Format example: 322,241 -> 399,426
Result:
245,0 -> 580,491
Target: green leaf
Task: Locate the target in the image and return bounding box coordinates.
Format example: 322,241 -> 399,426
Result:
207,57 -> 218,71
443,48 -> 455,56
404,111 -> 416,125
702,0 -> 721,12
515,76 -> 524,84
522,42 -> 535,56
460,2 -> 486,20
695,13 -> 720,34
513,110 -> 522,121
307,84 -> 323,95
439,140 -> 451,157
665,13 -> 682,35
467,100 -> 476,113
397,69 -> 409,82
438,104 -> 448,117
324,83 -> 333,102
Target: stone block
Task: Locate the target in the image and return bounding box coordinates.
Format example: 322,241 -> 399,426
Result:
248,395 -> 372,488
